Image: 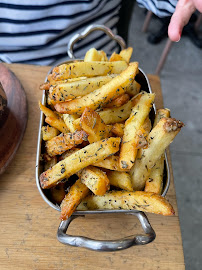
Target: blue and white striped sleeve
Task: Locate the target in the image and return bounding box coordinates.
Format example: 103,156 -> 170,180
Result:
137,0 -> 178,18
0,0 -> 122,65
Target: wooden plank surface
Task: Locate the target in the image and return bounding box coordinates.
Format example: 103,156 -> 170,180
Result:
0,64 -> 185,270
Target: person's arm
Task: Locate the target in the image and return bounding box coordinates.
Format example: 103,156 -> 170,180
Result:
168,0 -> 202,41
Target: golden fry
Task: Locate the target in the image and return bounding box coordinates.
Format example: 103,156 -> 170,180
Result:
72,93 -> 138,127
60,179 -> 90,220
81,166 -> 110,195
77,191 -> 175,216
51,61 -> 128,80
42,125 -> 60,141
144,109 -> 171,194
154,108 -> 171,126
39,101 -> 69,133
63,114 -> 80,133
39,82 -> 50,91
94,155 -> 128,171
84,48 -> 107,61
130,118 -> 184,190
119,47 -> 133,63
49,75 -> 116,104
80,107 -> 112,143
126,80 -> 141,97
111,123 -> 125,137
45,130 -> 88,157
60,148 -> 80,160
144,155 -> 164,194
107,171 -> 133,191
105,93 -> 130,108
109,52 -> 124,62
119,92 -> 155,169
40,137 -> 121,189
54,63 -> 139,114
45,117 -> 68,134
97,95 -> 137,124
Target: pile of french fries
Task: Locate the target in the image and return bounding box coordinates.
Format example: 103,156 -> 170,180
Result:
39,47 -> 184,221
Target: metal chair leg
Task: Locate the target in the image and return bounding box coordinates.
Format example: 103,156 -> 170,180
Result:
142,11 -> 153,32
155,39 -> 173,75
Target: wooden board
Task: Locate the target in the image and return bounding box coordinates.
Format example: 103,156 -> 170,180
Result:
0,64 -> 27,174
0,64 -> 185,270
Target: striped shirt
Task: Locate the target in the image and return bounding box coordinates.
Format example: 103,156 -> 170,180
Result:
0,0 -> 178,65
137,0 -> 177,18
0,0 -> 122,65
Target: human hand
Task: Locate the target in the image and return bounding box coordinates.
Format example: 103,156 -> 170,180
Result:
168,0 -> 202,42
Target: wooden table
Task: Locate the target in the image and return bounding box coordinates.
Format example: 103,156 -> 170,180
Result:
0,64 -> 185,270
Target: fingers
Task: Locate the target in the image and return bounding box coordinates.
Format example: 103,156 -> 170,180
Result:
168,0 -> 196,42
193,0 -> 202,12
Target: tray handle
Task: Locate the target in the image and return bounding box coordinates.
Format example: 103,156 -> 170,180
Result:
67,24 -> 126,59
57,212 -> 156,251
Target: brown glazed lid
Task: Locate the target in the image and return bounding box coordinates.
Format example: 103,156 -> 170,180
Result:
0,64 -> 28,174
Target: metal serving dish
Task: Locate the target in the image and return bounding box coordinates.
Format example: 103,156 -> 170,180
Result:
36,25 -> 170,251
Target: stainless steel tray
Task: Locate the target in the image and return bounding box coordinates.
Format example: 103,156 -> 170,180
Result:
36,25 -> 170,251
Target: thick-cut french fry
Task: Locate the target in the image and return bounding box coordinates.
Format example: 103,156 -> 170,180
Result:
119,47 -> 133,63
42,77 -> 88,95
40,137 -> 121,189
45,116 -> 69,134
81,166 -> 110,195
143,116 -> 152,134
47,73 -> 88,87
80,107 -> 112,143
60,179 -> 90,220
47,96 -> 55,108
126,80 -> 141,97
98,50 -> 108,61
63,114 -> 79,133
130,118 -> 184,190
39,101 -> 69,133
134,127 -> 149,149
49,75 -> 116,104
50,183 -> 66,205
109,52 -> 124,62
144,156 -> 164,194
39,101 -> 57,118
119,92 -> 155,169
60,148 -> 80,160
72,118 -> 82,131
107,171 -> 133,191
51,61 -> 128,80
105,93 -> 130,108
97,95 -> 138,124
45,130 -> 88,157
72,94 -> 138,127
153,108 -> 171,126
111,123 -> 125,137
42,125 -> 60,141
44,156 -> 57,171
39,82 -> 50,91
77,191 -> 175,216
144,109 -> 171,194
111,123 -> 149,146
84,48 -> 107,62
84,48 -> 101,62
133,117 -> 151,148
54,63 -> 139,114
94,155 -> 128,171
